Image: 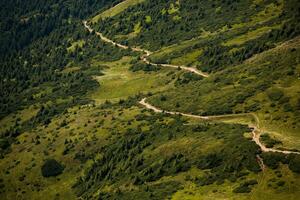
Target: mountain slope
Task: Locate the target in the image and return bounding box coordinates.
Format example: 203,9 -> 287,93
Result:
0,0 -> 300,199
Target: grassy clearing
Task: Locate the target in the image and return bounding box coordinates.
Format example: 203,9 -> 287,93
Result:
145,16 -> 152,24
67,40 -> 85,52
134,21 -> 142,34
91,0 -> 145,22
89,56 -> 177,104
171,49 -> 203,66
149,37 -> 203,63
223,25 -> 281,46
61,66 -> 81,74
168,3 -> 180,15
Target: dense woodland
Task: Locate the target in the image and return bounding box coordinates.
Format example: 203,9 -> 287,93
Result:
0,0 -> 128,120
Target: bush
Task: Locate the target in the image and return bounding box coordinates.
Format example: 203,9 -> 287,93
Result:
289,155 -> 300,173
41,159 -> 64,177
0,138 -> 10,150
130,63 -> 160,72
267,88 -> 284,101
233,180 -> 258,193
262,152 -> 287,169
260,134 -> 282,148
176,72 -> 202,84
160,95 -> 167,101
277,180 -> 285,186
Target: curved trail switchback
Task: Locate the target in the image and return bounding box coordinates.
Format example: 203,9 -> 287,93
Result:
83,21 -> 300,166
83,21 -> 209,77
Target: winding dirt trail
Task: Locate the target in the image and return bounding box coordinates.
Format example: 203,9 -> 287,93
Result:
83,21 -> 300,160
83,21 -> 209,77
140,98 -> 300,155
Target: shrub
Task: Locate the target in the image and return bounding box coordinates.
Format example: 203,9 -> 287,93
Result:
277,180 -> 285,187
289,155 -> 300,173
233,180 -> 258,193
260,134 -> 282,148
130,63 -> 160,72
262,152 -> 287,169
160,95 -> 167,101
0,138 -> 10,150
41,159 -> 64,177
267,88 -> 284,101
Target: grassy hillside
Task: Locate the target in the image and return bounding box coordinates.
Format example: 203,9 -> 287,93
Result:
92,0 -> 146,23
148,36 -> 300,149
1,0 -> 300,199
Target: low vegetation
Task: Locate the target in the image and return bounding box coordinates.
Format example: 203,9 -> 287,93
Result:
1,0 -> 300,199
41,159 -> 64,177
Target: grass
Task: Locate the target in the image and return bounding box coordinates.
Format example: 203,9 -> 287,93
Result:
223,25 -> 281,46
171,49 -> 203,66
148,36 -> 300,150
61,66 -> 81,73
91,0 -> 146,23
134,21 -> 142,34
67,40 -> 85,52
147,0 -> 284,66
89,56 -> 177,104
0,105 -> 39,134
2,0 -> 300,199
168,2 -> 180,15
0,101 -> 145,199
170,165 -> 300,200
145,16 -> 152,24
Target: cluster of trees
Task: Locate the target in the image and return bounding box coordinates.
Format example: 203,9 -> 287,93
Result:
0,0 -> 135,156
260,134 -> 282,148
200,19 -> 300,73
233,180 -> 258,193
175,72 -> 202,85
262,152 -> 300,173
0,0 -> 117,56
96,0 -> 261,50
74,109 -> 260,198
97,0 -> 300,75
130,62 -> 161,72
0,0 -> 132,120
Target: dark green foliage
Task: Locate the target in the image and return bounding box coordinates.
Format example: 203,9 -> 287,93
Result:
288,155 -> 300,173
267,88 -> 284,102
261,152 -> 288,169
130,62 -> 161,72
262,153 -> 300,173
0,139 -> 9,150
176,72 -> 202,85
0,0 -> 117,56
41,159 -> 64,177
160,95 -> 167,101
197,153 -> 222,169
74,113 -> 260,198
233,180 -> 258,193
98,181 -> 181,200
277,180 -> 285,187
260,134 -> 282,148
97,0 -> 300,74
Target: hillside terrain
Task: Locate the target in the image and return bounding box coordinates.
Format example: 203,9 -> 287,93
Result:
1,0 -> 300,199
